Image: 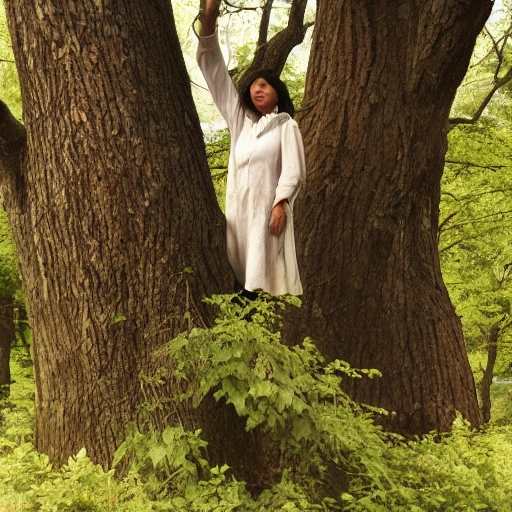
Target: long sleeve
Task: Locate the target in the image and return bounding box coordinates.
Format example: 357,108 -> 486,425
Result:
273,119 -> 306,208
196,30 -> 245,139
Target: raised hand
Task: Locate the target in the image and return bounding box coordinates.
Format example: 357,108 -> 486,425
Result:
203,0 -> 221,16
199,0 -> 221,36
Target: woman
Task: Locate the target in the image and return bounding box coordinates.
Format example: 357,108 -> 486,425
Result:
196,0 -> 305,296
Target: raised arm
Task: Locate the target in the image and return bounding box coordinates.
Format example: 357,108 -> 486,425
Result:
196,0 -> 245,136
199,0 -> 220,36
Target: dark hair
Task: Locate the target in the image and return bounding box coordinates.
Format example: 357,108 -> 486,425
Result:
241,69 -> 295,118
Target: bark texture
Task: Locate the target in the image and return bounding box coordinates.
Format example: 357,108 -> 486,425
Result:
1,0 -> 233,467
288,0 -> 492,434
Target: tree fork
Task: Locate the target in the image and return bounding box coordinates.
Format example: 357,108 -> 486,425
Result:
238,0 -> 311,90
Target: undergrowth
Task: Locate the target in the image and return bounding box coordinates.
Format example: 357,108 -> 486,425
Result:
0,295 -> 511,511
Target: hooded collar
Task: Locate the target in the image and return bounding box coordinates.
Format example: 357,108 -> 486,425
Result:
246,110 -> 291,137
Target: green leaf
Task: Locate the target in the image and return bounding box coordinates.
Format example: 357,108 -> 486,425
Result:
291,416 -> 312,441
276,388 -> 294,413
162,427 -> 176,446
112,441 -> 128,468
148,445 -> 167,468
249,380 -> 276,398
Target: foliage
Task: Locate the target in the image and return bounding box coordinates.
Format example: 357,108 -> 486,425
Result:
1,299 -> 512,510
486,381 -> 512,426
205,129 -> 230,210
0,3 -> 21,120
347,417 -> 512,511
0,207 -> 20,299
140,295 -> 512,511
0,354 -> 34,447
157,295 -> 385,479
442,2 -> 512,383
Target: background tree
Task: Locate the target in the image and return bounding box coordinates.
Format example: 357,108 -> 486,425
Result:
0,0 -> 234,469
0,209 -> 19,398
441,5 -> 512,423
0,9 -> 21,398
286,0 -> 494,435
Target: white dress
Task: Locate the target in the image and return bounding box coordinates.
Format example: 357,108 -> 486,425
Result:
197,31 -> 305,295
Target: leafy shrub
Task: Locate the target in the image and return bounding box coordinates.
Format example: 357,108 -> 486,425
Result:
156,295 -> 386,486
1,295 -> 511,511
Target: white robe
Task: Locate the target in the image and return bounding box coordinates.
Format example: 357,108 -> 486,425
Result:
197,31 -> 305,295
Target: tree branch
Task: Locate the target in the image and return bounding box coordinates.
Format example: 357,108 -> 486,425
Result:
238,0 -> 311,90
439,238 -> 465,253
0,100 -> 26,208
441,209 -> 512,231
222,0 -> 259,13
449,19 -> 512,127
438,211 -> 459,233
445,159 -> 507,172
449,65 -> 512,126
257,0 -> 274,48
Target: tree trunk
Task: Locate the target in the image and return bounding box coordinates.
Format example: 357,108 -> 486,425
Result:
479,323 -> 500,424
1,0 -> 233,467
288,0 -> 491,435
0,297 -> 14,398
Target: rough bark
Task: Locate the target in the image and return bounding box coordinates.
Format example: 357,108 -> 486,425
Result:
479,323 -> 500,424
287,0 -> 492,435
1,0 -> 233,467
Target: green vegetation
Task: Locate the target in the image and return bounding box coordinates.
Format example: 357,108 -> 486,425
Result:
0,208 -> 19,298
1,297 -> 511,511
441,6 -> 512,389
0,3 -> 21,120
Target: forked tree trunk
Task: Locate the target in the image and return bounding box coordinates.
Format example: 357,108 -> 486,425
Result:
288,0 -> 492,434
1,0 -> 233,467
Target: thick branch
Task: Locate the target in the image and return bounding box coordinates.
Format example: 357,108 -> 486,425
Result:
239,0 -> 311,90
449,66 -> 512,125
257,0 -> 274,48
0,100 -> 26,206
449,21 -> 512,127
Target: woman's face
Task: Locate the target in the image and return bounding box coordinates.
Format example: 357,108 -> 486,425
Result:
250,78 -> 278,115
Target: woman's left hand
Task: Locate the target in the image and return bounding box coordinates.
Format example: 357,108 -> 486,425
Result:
269,202 -> 287,237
